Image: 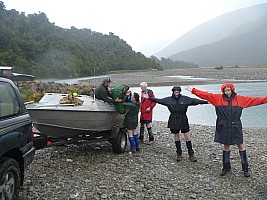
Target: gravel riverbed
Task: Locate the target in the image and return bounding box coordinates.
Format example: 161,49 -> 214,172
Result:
19,121 -> 267,200
19,67 -> 267,199
82,67 -> 267,87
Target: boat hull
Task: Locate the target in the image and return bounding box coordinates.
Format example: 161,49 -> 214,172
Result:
26,93 -> 125,139
28,109 -> 124,138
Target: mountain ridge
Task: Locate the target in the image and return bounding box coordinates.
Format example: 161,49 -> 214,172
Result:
155,3 -> 267,60
169,16 -> 267,66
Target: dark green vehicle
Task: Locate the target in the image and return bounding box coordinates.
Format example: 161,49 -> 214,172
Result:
0,77 -> 35,199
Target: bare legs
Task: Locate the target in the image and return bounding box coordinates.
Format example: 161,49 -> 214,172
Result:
223,144 -> 244,151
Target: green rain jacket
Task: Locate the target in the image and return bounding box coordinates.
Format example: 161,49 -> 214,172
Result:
122,101 -> 140,130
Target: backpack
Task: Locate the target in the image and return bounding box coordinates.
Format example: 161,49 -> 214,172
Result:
111,84 -> 129,114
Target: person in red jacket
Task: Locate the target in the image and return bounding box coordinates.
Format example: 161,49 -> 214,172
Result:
186,83 -> 267,177
139,82 -> 157,144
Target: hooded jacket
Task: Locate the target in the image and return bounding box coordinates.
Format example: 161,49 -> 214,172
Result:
140,89 -> 156,121
149,94 -> 208,130
192,83 -> 267,144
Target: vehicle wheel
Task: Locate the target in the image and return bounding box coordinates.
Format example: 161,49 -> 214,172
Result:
112,128 -> 127,154
0,157 -> 21,200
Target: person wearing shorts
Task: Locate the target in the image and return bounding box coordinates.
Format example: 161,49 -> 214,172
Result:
139,82 -> 157,144
143,86 -> 208,162
122,92 -> 141,153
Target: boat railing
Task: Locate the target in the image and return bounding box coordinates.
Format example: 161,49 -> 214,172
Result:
35,104 -> 76,108
24,101 -> 35,105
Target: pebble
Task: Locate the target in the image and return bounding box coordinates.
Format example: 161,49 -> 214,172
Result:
101,194 -> 108,199
19,121 -> 267,199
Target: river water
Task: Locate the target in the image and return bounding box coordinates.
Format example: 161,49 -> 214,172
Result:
53,75 -> 267,128
130,82 -> 267,128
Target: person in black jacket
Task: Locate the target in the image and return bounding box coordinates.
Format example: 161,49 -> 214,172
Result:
143,86 -> 208,162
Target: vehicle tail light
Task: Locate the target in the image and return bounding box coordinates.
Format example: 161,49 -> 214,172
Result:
31,129 -> 34,142
32,125 -> 39,142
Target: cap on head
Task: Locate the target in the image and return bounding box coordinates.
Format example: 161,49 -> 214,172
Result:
140,82 -> 148,87
172,86 -> 182,92
102,78 -> 111,83
221,82 -> 235,93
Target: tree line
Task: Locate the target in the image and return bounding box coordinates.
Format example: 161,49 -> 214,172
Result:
0,2 -> 163,78
0,2 -> 199,78
151,56 -> 199,69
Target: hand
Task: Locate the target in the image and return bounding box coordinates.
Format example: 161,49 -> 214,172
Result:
126,90 -> 131,95
115,98 -> 122,103
143,93 -> 149,99
185,87 -> 193,92
146,107 -> 151,112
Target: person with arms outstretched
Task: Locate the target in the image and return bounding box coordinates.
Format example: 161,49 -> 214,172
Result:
186,83 -> 267,177
143,86 -> 208,162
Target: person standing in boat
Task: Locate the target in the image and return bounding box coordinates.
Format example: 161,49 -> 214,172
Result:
122,91 -> 141,153
139,82 -> 157,144
95,78 -> 122,103
186,83 -> 267,177
143,86 -> 208,162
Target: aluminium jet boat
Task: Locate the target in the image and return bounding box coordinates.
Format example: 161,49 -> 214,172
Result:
25,93 -> 125,139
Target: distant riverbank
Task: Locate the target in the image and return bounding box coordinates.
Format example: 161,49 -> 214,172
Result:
57,67 -> 267,87
20,67 -> 267,102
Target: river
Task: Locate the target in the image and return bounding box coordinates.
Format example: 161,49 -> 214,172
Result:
52,76 -> 267,128
130,82 -> 267,128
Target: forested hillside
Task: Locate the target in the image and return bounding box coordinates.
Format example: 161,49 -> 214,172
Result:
0,2 -> 161,78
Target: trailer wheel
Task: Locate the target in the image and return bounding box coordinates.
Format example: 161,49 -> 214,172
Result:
112,128 -> 127,153
0,157 -> 21,200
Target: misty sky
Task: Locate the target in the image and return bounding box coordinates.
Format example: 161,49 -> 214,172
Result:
4,0 -> 267,56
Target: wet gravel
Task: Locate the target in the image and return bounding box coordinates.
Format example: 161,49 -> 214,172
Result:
19,121 -> 267,199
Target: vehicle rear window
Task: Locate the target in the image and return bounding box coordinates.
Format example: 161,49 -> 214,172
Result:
0,82 -> 20,118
